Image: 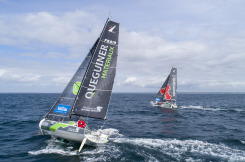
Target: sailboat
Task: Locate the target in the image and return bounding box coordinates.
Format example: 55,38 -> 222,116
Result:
39,18 -> 119,151
151,68 -> 177,108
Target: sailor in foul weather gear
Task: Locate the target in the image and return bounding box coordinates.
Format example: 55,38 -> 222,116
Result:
78,118 -> 86,128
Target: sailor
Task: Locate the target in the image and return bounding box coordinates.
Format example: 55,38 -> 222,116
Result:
77,118 -> 86,128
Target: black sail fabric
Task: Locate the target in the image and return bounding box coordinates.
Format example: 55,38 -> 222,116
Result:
45,39 -> 99,118
154,68 -> 177,102
72,20 -> 119,119
155,75 -> 170,102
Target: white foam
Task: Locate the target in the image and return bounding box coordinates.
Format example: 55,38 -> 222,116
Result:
112,138 -> 245,161
29,135 -> 245,161
180,105 -> 226,111
180,105 -> 204,109
233,109 -> 245,112
100,128 -> 123,137
28,139 -> 77,156
82,142 -> 122,161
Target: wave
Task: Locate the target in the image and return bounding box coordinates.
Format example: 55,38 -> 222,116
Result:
180,105 -> 245,112
112,138 -> 245,161
28,128 -> 123,157
28,139 -> 78,156
180,105 -> 226,111
29,130 -> 245,161
100,128 -> 123,137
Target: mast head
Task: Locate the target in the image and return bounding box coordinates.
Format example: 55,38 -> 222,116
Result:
108,12 -> 111,21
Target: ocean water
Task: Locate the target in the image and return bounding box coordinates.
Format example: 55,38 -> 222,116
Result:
0,93 -> 245,162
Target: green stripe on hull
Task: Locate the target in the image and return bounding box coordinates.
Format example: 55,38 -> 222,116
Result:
49,122 -> 76,132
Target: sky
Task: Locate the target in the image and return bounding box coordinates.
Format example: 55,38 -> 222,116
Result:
0,0 -> 245,93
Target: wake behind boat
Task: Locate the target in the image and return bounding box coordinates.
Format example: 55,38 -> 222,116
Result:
39,18 -> 119,151
151,68 -> 177,108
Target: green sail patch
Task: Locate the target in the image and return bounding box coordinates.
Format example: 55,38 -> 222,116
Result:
73,82 -> 81,95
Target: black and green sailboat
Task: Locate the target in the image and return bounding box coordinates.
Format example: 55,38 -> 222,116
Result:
39,18 -> 119,151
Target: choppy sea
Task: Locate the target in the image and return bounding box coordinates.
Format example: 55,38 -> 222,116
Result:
0,93 -> 245,162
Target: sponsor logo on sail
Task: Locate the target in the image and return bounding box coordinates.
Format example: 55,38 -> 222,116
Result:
54,104 -> 71,114
101,46 -> 114,79
85,44 -> 108,99
82,106 -> 103,112
73,82 -> 81,95
96,106 -> 103,112
85,44 -> 115,99
160,85 -> 172,100
155,98 -> 161,101
108,25 -> 116,33
165,85 -> 172,100
104,38 -> 116,45
160,88 -> 165,95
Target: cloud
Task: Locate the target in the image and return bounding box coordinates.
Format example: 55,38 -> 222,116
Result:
0,10 -> 101,58
51,76 -> 70,85
123,76 -> 163,88
116,26 -> 245,92
1,5 -> 245,92
0,68 -> 40,83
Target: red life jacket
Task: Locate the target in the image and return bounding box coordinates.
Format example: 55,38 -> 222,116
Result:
78,120 -> 86,128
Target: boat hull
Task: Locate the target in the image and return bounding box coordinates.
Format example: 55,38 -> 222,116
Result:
39,119 -> 109,145
39,119 -> 85,142
151,101 -> 177,108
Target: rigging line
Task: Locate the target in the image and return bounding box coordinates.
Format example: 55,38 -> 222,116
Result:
100,112 -> 108,130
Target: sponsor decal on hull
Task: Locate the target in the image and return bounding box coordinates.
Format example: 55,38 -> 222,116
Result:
49,122 -> 75,132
